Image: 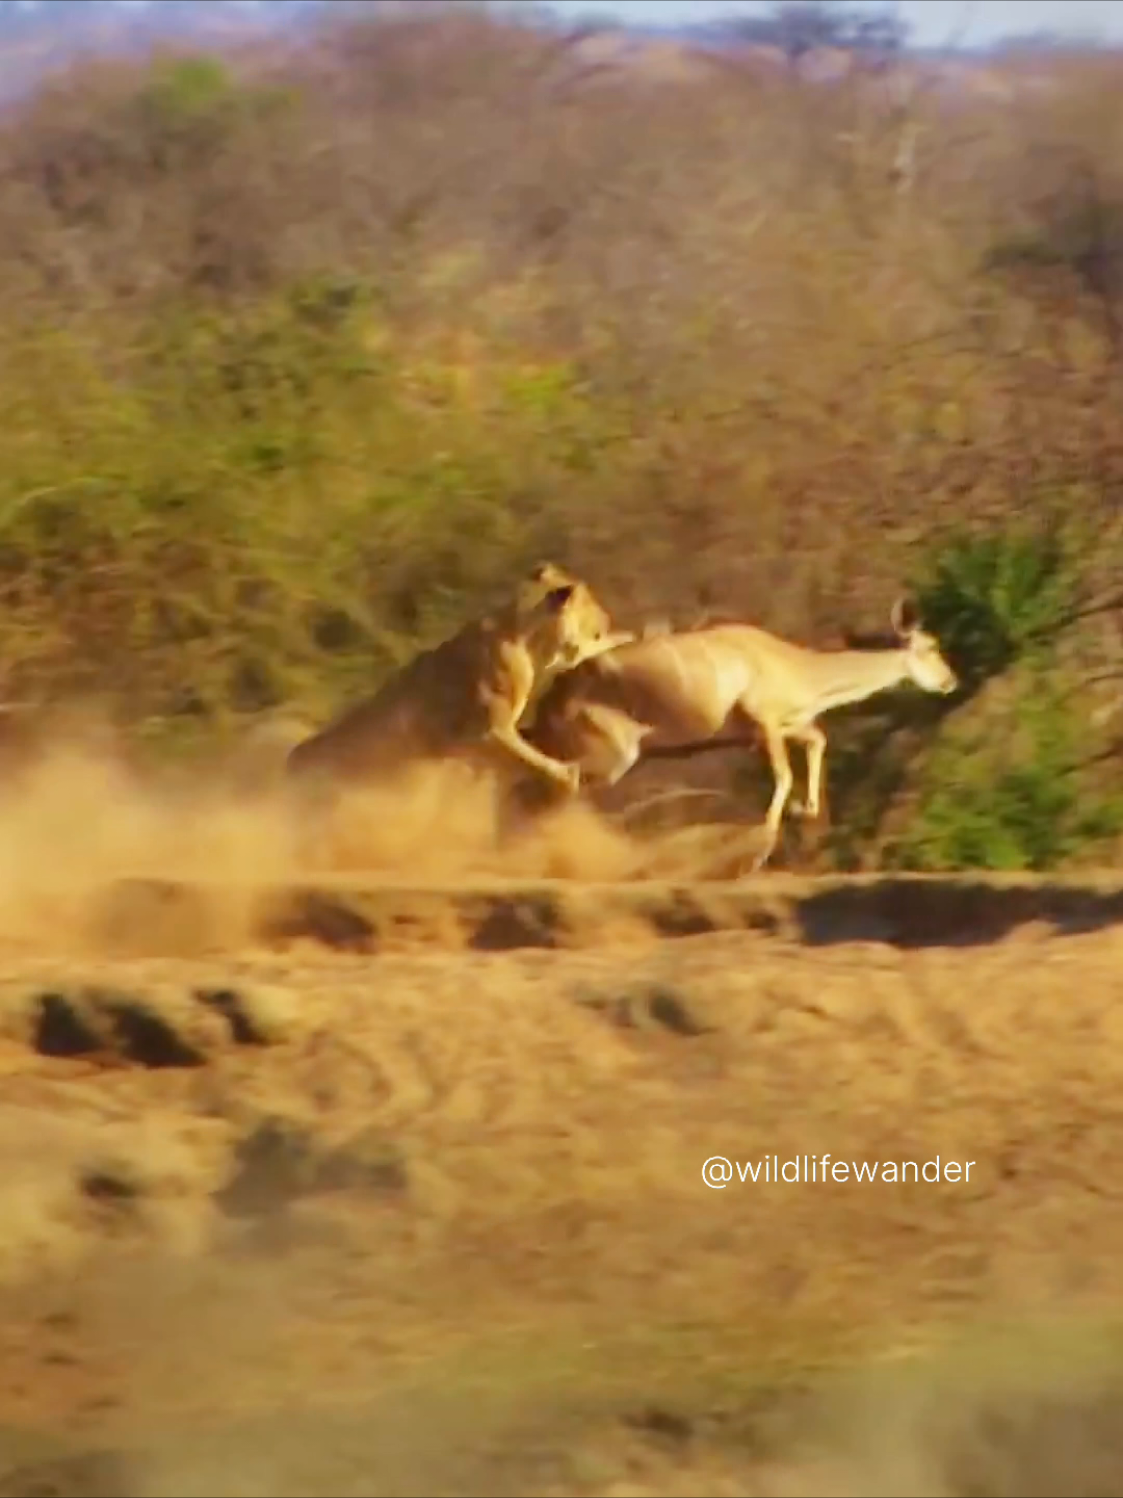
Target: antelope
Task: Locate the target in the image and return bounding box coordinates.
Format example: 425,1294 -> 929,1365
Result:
526,597 -> 958,870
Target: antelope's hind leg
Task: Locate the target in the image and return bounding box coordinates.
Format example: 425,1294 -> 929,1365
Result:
574,703 -> 651,788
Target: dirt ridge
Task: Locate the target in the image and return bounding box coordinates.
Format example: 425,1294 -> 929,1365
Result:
72,869 -> 1123,959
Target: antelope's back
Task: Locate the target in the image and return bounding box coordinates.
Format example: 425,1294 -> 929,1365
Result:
528,633 -> 666,736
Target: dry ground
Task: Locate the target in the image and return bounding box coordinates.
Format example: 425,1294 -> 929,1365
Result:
0,729 -> 1121,1494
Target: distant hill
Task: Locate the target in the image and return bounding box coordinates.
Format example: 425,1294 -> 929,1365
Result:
0,0 -> 1109,106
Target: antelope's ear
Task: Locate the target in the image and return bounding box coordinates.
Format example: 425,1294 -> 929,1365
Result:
890,595 -> 919,637
545,584 -> 576,611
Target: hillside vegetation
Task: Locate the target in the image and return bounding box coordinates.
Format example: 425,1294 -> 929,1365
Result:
2,4 -> 1123,871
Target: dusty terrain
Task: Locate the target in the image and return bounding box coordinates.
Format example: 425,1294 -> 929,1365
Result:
0,730 -> 1122,1495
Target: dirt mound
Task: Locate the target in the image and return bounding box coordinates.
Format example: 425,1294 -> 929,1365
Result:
0,713 -> 1121,1494
0,923 -> 1121,1493
52,866 -> 1123,962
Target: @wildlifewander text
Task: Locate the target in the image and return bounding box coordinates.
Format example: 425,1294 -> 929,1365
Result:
701,1155 -> 976,1189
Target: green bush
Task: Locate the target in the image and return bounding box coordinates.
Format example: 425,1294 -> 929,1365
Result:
910,524 -> 1076,695
815,526 -> 1114,873
886,670 -> 1123,872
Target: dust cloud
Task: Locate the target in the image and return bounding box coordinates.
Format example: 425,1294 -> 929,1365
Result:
0,703 -> 674,956
9,1299 -> 1123,1497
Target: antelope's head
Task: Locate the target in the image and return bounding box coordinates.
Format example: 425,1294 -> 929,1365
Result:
891,597 -> 958,696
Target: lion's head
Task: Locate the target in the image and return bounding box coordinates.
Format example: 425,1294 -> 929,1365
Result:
518,562 -> 621,670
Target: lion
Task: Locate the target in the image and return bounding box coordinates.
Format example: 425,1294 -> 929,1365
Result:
284,562 -> 635,795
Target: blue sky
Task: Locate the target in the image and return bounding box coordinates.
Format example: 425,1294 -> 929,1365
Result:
546,0 -> 1123,50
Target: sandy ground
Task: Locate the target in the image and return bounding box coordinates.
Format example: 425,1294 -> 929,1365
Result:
0,727 -> 1122,1494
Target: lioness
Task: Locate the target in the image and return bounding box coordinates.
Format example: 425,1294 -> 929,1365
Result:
285,562 -> 634,793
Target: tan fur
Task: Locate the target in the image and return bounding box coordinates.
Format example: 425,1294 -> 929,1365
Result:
639,618 -> 674,641
286,562 -> 634,794
528,596 -> 958,870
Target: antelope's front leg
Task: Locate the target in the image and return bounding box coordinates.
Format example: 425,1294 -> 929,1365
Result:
749,724 -> 793,872
789,724 -> 826,818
